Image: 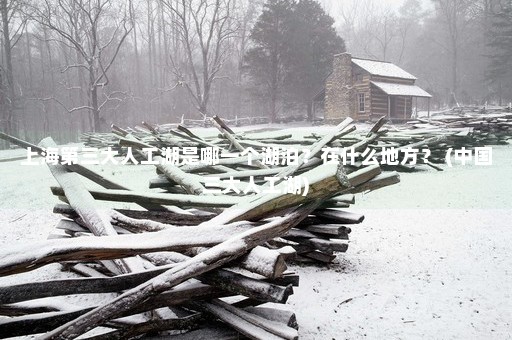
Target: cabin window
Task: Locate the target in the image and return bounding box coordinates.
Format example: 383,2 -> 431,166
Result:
358,93 -> 365,112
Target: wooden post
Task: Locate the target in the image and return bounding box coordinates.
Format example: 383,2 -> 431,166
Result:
387,95 -> 391,119
415,97 -> 418,118
403,97 -> 407,120
428,97 -> 431,122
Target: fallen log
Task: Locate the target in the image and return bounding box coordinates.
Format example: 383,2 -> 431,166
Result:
53,204 -> 209,226
198,299 -> 298,340
208,163 -> 380,225
50,186 -> 240,208
0,284 -> 218,337
244,306 -> 298,330
82,313 -> 203,340
313,209 -> 365,224
302,224 -> 352,237
0,221 -> 255,276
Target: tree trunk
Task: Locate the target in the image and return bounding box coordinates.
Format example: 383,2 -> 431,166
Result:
270,88 -> 277,123
43,26 -> 57,135
1,0 -> 14,135
25,31 -> 34,93
74,38 -> 88,132
452,39 -> 458,104
88,65 -> 101,132
129,0 -> 142,97
92,87 -> 100,132
306,101 -> 313,121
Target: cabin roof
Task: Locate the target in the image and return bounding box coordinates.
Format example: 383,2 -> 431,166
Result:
352,58 -> 417,80
371,81 -> 432,98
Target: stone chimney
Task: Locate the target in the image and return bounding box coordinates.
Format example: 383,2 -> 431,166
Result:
325,52 -> 354,121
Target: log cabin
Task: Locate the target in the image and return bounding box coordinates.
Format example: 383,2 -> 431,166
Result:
312,52 -> 431,122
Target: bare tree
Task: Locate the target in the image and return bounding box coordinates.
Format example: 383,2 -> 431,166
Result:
432,0 -> 475,102
1,0 -> 27,136
396,0 -> 423,64
338,0 -> 362,52
162,0 -> 239,119
370,9 -> 398,61
30,0 -> 132,132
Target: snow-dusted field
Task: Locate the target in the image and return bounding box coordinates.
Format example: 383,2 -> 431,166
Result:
0,143 -> 511,339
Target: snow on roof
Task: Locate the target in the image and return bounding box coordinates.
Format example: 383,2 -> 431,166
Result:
352,58 -> 417,80
371,81 -> 432,98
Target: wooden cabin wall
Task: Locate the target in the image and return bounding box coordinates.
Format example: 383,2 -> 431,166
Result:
370,86 -> 389,116
353,73 -> 371,119
368,76 -> 415,118
392,96 -> 413,119
370,76 -> 415,85
370,87 -> 413,119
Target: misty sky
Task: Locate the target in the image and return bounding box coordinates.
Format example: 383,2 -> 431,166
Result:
332,0 -> 407,10
322,0 -> 433,16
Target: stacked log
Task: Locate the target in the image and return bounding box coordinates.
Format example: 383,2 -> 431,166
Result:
0,119 -> 400,339
408,110 -> 512,146
79,111 -> 510,174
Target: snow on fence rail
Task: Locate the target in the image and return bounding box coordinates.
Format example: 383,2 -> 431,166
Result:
0,110 -> 510,338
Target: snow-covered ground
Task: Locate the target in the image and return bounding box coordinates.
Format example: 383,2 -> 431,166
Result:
0,142 -> 511,339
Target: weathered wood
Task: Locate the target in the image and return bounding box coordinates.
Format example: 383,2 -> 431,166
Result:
349,171 -> 400,193
235,246 -> 288,279
68,263 -> 109,278
243,307 -> 298,330
201,269 -> 293,303
179,152 -> 266,172
50,186 -> 239,208
204,167 -> 283,179
313,209 -> 365,224
83,313 -> 203,340
53,204 -> 210,226
302,224 -> 352,237
308,238 -> 348,253
0,132 -> 167,211
284,228 -> 317,239
373,135 -> 448,158
277,118 -> 354,178
168,128 -> 216,148
212,115 -> 269,169
115,127 -> 207,195
368,116 -> 388,136
0,263 -> 173,304
39,137 -> 143,274
301,251 -> 336,263
40,204 -> 316,339
144,245 -> 288,280
199,299 -> 298,340
0,284 -> 220,337
208,163 -> 380,225
0,304 -> 60,316
0,221 -> 255,276
327,194 -> 355,204
157,323 -> 239,340
0,309 -> 95,337
267,274 -> 300,288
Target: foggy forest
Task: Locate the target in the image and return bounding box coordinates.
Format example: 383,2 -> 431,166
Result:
0,0 -> 511,144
